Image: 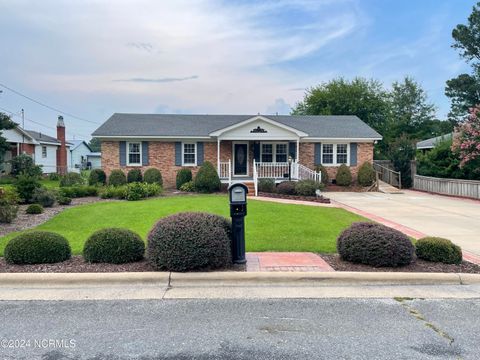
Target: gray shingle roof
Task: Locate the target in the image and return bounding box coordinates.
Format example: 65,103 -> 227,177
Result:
25,130 -> 60,144
416,133 -> 452,149
92,113 -> 382,139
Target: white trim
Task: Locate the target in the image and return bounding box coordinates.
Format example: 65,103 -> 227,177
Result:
182,142 -> 197,166
210,115 -> 308,137
232,141 -> 249,176
93,135 -> 212,140
301,137 -> 381,142
320,143 -> 350,167
259,141 -> 288,163
126,141 -> 142,166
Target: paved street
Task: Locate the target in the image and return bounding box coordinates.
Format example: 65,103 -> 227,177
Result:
0,298 -> 479,359
327,190 -> 480,255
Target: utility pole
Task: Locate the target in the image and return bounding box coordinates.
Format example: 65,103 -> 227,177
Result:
21,108 -> 25,153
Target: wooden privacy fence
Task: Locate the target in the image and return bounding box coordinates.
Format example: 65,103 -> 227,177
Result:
413,175 -> 480,199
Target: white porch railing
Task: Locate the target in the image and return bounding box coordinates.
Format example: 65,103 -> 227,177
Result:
219,160 -> 231,185
255,162 -> 290,178
296,162 -> 322,183
253,159 -> 258,196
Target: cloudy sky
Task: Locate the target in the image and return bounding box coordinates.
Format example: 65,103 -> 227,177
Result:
0,0 -> 475,140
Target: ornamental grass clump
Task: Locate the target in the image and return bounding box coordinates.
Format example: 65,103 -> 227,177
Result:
415,237 -> 462,264
337,222 -> 414,267
83,228 -> 145,264
147,212 -> 232,272
4,231 -> 71,264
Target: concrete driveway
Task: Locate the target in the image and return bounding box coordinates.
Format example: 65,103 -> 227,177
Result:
327,190 -> 480,256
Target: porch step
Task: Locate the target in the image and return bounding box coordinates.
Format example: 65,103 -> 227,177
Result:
377,180 -> 403,194
241,182 -> 256,196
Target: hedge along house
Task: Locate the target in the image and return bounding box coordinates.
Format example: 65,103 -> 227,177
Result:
92,114 -> 382,194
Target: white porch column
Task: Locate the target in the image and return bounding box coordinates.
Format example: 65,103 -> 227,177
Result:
217,138 -> 220,173
296,139 -> 300,162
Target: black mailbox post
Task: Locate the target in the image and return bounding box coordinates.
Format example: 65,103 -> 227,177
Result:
228,183 -> 248,264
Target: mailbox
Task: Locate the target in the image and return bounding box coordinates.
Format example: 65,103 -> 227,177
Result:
228,183 -> 248,264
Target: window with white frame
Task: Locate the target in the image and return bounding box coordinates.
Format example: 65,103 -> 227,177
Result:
261,144 -> 273,162
322,144 -> 348,165
275,144 -> 287,162
127,142 -> 141,165
260,142 -> 288,163
42,146 -> 47,158
183,143 -> 196,165
336,144 -> 348,164
322,144 -> 334,164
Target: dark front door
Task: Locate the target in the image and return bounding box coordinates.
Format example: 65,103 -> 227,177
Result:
234,143 -> 248,176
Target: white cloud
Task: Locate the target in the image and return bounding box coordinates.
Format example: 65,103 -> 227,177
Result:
266,98 -> 292,115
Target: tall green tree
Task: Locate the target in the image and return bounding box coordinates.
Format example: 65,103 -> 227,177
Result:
292,77 -> 390,156
88,137 -> 101,152
0,112 -> 16,172
446,2 -> 480,123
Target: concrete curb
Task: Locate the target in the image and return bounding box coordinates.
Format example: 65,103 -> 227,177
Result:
1,271 -> 479,287
0,272 -> 170,286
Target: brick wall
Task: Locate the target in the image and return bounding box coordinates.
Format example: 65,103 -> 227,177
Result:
101,140 -> 374,188
299,142 -> 374,182
101,141 -> 218,188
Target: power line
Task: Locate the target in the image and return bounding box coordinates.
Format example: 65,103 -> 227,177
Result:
0,106 -> 91,139
0,83 -> 101,125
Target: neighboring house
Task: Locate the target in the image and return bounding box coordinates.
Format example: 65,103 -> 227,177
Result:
68,140 -> 102,170
92,114 -> 382,190
416,133 -> 453,152
1,116 -> 71,175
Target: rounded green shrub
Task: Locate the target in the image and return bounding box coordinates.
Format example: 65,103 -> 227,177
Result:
336,164 -> 352,186
276,181 -> 296,195
14,174 -> 41,203
83,228 -> 145,264
295,179 -> 321,196
416,237 -> 462,264
26,203 -> 44,214
179,180 -> 195,192
193,162 -> 220,193
127,169 -> 143,183
124,182 -> 147,201
315,164 -> 329,185
108,170 -> 127,186
144,168 -> 163,186
57,196 -> 72,205
31,187 -> 56,207
337,222 -> 415,267
48,173 -> 60,181
147,212 -> 232,271
357,162 -> 376,187
88,169 -> 107,186
4,231 -> 71,264
60,172 -> 83,187
258,178 -> 275,193
176,168 -> 193,189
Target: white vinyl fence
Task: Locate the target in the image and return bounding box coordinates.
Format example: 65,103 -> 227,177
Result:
413,175 -> 480,199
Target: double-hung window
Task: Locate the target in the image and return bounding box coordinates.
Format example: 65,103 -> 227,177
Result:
275,144 -> 287,162
322,144 -> 348,165
322,144 -> 334,164
41,146 -> 47,158
127,142 -> 141,166
183,143 -> 196,166
261,144 -> 273,162
336,144 -> 348,164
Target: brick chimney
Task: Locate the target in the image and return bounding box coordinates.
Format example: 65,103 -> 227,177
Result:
56,115 -> 67,175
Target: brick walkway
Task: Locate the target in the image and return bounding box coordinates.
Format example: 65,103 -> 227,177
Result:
246,252 -> 334,272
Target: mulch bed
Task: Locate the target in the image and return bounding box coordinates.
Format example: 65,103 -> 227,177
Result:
321,254 -> 480,274
258,192 -> 331,203
0,256 -> 155,273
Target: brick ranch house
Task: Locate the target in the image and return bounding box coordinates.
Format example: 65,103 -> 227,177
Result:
92,114 -> 382,193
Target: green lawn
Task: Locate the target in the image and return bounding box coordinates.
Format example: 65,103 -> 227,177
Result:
0,195 -> 366,256
0,179 -> 60,191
